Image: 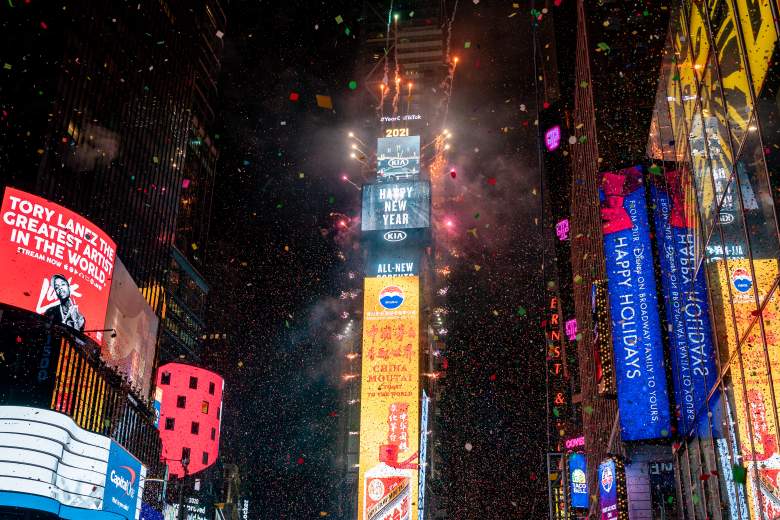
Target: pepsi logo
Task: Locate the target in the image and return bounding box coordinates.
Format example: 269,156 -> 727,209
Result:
388,158 -> 410,168
732,268 -> 753,293
383,230 -> 407,242
379,286 -> 404,310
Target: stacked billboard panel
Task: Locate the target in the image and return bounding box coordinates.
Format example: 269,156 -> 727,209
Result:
358,133 -> 430,520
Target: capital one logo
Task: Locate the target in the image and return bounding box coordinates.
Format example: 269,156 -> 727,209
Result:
110,466 -> 137,498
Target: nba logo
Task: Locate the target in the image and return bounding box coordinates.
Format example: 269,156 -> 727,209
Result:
379,286 -> 404,310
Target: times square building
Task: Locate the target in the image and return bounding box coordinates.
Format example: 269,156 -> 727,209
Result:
647,1 -> 780,518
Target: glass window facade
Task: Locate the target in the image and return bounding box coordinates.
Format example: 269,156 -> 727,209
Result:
650,2 -> 780,518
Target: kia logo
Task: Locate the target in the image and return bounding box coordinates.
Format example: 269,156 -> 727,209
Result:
719,212 -> 735,224
384,231 -> 407,242
388,158 -> 410,168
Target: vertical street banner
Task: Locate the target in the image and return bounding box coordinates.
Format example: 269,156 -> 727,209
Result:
568,453 -> 588,509
650,171 -> 718,435
599,166 -> 671,440
358,276 -> 420,520
598,459 -> 618,520
0,187 -> 116,343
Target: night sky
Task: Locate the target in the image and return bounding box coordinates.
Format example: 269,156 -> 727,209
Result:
205,1 -> 549,517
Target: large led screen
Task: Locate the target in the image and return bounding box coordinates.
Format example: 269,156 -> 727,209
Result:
361,181 -> 431,232
600,167 -> 671,440
376,136 -> 420,180
358,276 -> 420,520
650,172 -> 717,435
713,258 -> 780,519
0,187 -> 116,341
103,258 -> 159,397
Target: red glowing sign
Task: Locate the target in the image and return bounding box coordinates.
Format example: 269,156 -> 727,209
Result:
555,219 -> 569,241
0,187 -> 116,342
545,125 -> 561,151
155,363 -> 224,477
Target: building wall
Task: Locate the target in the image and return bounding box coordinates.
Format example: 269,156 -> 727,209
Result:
648,1 -> 780,519
568,0 -> 671,516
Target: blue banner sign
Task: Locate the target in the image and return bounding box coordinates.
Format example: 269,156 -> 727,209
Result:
600,166 -> 671,440
569,453 -> 588,509
599,459 -> 618,519
103,441 -> 143,519
650,172 -> 718,435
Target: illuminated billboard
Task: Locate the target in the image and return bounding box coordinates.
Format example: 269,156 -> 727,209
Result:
650,172 -> 718,434
0,406 -> 145,519
600,167 -> 671,440
0,187 -> 116,341
598,459 -> 618,519
376,136 -> 420,180
358,276 -> 420,520
366,248 -> 420,278
713,258 -> 780,518
103,258 -> 159,397
569,453 -> 588,509
156,363 -> 225,477
361,181 -> 431,232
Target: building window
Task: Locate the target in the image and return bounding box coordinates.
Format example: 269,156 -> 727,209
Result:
202,452 -> 209,465
161,372 -> 171,385
217,406 -> 221,420
208,381 -> 215,395
189,376 -> 198,389
165,417 -> 175,430
201,401 -> 209,414
211,427 -> 216,440
177,396 -> 186,408
191,422 -> 199,435
182,447 -> 191,465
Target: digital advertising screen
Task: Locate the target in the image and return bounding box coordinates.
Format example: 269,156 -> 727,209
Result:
569,453 -> 588,509
376,136 -> 420,180
0,187 -> 116,341
366,247 -> 420,278
361,181 -> 431,232
650,172 -> 718,435
600,167 -> 671,440
103,258 -> 159,397
713,257 -> 780,519
598,459 -> 618,520
358,276 -> 420,520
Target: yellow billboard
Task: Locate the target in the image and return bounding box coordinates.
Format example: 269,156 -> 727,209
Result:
714,258 -> 780,519
358,276 -> 420,520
